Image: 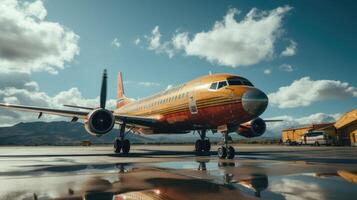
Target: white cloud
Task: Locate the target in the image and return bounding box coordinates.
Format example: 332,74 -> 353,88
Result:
111,38 -> 120,48
281,40 -> 297,57
165,85 -> 173,90
270,177 -> 325,200
268,77 -> 357,108
144,6 -> 293,67
264,69 -> 272,74
134,38 -> 141,45
279,64 -> 293,72
137,82 -> 160,87
145,26 -> 174,58
172,32 -> 189,50
181,6 -> 293,67
0,70 -> 119,126
266,112 -> 341,137
0,0 -> 80,74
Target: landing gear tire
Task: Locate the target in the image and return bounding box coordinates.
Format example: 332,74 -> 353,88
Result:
114,138 -> 122,153
203,139 -> 211,152
315,141 -> 320,146
195,140 -> 203,152
195,139 -> 211,152
218,146 -> 227,159
122,139 -> 130,154
227,146 -> 235,159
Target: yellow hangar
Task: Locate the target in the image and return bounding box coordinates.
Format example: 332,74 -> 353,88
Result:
335,109 -> 357,146
282,109 -> 357,146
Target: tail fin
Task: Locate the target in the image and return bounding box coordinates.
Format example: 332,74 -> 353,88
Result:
117,72 -> 133,108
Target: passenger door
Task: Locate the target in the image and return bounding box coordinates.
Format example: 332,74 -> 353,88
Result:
188,91 -> 198,115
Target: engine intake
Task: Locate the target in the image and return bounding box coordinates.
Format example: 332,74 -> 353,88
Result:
84,108 -> 115,136
237,117 -> 266,138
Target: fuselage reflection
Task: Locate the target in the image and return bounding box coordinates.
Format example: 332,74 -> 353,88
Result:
238,174 -> 268,198
51,162 -> 257,200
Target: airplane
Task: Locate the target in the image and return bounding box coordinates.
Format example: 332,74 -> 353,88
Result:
0,69 -> 277,159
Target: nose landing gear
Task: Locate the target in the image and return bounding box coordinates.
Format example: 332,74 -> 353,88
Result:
218,132 -> 235,159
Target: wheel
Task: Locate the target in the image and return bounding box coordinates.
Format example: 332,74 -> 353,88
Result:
203,139 -> 211,152
315,141 -> 320,146
227,146 -> 235,159
114,139 -> 122,153
218,146 -> 227,159
122,139 -> 130,154
195,140 -> 203,152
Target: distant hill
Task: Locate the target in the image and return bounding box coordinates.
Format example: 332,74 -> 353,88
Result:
0,121 -> 279,145
0,121 -> 154,145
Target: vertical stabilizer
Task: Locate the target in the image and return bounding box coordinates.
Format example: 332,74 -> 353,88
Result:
117,72 -> 124,99
117,72 -> 131,108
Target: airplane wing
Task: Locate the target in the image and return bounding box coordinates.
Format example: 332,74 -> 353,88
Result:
264,119 -> 283,122
0,103 -> 159,128
63,104 -> 94,110
0,70 -> 159,130
116,115 -> 158,127
0,103 -> 89,119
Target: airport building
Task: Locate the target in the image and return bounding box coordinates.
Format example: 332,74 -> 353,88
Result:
282,123 -> 336,145
282,109 -> 357,146
335,109 -> 357,146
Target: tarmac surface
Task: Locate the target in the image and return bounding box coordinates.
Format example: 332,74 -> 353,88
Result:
0,144 -> 357,200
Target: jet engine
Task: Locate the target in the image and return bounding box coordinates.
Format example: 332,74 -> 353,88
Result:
84,108 -> 115,136
237,117 -> 266,138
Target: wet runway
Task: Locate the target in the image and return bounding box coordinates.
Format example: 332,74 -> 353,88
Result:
0,144 -> 356,200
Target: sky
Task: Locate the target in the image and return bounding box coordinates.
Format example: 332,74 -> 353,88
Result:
0,0 -> 356,134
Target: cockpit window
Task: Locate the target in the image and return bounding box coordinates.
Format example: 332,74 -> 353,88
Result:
210,82 -> 218,90
217,81 -> 228,89
227,77 -> 253,87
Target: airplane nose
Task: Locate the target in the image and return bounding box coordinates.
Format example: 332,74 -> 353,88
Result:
242,89 -> 268,116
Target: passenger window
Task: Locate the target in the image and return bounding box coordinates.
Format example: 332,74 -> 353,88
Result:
217,81 -> 227,89
210,82 -> 218,90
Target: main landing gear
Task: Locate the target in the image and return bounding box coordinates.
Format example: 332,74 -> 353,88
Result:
114,124 -> 130,154
218,132 -> 235,159
195,129 -> 211,152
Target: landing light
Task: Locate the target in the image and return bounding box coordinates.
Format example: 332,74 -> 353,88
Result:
154,189 -> 161,195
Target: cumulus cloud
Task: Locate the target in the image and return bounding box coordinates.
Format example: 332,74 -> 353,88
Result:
165,85 -> 173,90
0,75 -> 117,126
265,112 -> 341,137
0,1 -> 109,126
134,38 -> 141,45
264,69 -> 272,75
111,38 -> 120,48
281,40 -> 297,57
268,77 -> 357,108
144,6 -> 293,67
279,64 -> 293,72
270,177 -> 325,200
145,26 -> 174,57
0,0 -> 79,74
137,82 -> 160,87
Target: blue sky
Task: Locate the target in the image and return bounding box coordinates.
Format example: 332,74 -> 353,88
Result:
0,0 -> 356,129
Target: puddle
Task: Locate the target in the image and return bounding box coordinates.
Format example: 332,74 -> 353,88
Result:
1,160 -> 357,200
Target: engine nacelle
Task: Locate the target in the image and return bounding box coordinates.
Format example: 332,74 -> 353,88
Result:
84,108 -> 115,136
237,117 -> 266,138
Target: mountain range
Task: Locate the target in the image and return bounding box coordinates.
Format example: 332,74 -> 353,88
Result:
0,121 -> 279,145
